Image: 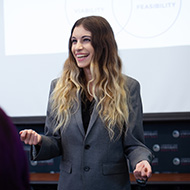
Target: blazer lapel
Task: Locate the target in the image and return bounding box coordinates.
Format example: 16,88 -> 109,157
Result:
86,101 -> 99,137
74,95 -> 85,136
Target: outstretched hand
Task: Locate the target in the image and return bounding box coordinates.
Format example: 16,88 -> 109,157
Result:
19,129 -> 42,145
133,160 -> 152,182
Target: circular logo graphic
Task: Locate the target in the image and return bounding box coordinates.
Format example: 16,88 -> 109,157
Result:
173,157 -> 180,165
64,0 -> 181,38
153,144 -> 160,152
172,130 -> 180,138
30,160 -> 38,166
112,0 -> 182,38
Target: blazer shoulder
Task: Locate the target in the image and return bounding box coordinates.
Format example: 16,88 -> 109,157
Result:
49,78 -> 59,91
51,78 -> 59,87
47,78 -> 59,98
122,74 -> 140,90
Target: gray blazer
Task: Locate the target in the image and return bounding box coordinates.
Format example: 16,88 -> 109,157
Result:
33,75 -> 154,190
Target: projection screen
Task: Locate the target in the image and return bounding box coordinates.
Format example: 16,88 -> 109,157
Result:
0,0 -> 189,117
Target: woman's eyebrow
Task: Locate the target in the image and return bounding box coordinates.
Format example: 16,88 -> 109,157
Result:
71,35 -> 91,41
71,35 -> 91,39
81,35 -> 91,38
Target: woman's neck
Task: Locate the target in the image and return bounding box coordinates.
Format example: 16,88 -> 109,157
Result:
83,67 -> 92,82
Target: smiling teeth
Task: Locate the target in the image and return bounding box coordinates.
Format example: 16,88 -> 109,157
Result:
76,54 -> 88,58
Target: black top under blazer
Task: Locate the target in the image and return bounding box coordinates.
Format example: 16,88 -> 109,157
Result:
32,75 -> 154,190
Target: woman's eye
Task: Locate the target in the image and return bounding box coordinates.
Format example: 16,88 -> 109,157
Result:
83,38 -> 91,42
71,39 -> 77,44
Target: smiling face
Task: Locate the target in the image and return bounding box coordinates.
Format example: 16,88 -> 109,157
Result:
71,25 -> 94,72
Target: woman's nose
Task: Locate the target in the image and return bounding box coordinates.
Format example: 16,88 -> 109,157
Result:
75,42 -> 83,50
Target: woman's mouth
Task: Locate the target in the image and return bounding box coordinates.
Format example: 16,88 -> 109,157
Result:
76,53 -> 89,61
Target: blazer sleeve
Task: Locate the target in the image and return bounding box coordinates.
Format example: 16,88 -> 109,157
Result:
31,79 -> 62,161
123,76 -> 154,170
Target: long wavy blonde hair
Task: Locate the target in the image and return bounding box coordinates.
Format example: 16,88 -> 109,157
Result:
51,16 -> 129,140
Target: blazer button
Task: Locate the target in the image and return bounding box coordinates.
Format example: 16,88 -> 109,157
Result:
85,145 -> 90,150
84,166 -> 90,172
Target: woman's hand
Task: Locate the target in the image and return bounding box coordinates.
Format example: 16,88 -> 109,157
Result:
19,129 -> 42,145
133,160 -> 152,182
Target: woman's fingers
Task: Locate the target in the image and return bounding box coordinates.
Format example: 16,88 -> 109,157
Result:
133,160 -> 152,181
19,129 -> 41,145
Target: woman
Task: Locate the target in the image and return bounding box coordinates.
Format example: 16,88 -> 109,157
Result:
20,16 -> 154,190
